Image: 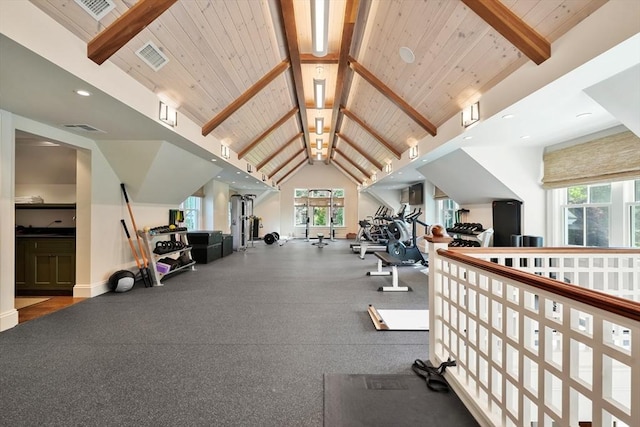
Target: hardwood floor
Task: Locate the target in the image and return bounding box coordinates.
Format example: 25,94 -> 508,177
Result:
17,296 -> 85,324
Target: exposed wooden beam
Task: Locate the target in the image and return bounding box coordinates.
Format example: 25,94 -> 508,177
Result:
277,158 -> 308,185
333,147 -> 370,177
462,0 -> 550,65
337,133 -> 383,171
88,0 -> 177,65
238,107 -> 299,159
278,0 -> 312,161
326,0 -> 360,164
268,147 -> 306,179
256,133 -> 303,170
332,158 -> 363,184
348,58 -> 437,136
341,107 -> 401,159
300,53 -> 340,64
202,60 -> 291,136
305,103 -> 334,110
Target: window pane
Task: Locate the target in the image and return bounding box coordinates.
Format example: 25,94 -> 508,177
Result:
631,205 -> 640,248
309,189 -> 330,198
566,207 -> 584,245
313,207 -> 327,226
333,189 -> 344,197
567,186 -> 587,204
294,206 -> 308,226
294,189 -> 308,198
585,206 -> 609,247
635,180 -> 640,202
333,207 -> 344,227
589,184 -> 611,203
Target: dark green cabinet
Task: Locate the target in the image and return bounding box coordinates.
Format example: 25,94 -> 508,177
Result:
16,238 -> 75,293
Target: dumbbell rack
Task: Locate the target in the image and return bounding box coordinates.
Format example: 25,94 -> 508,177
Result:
139,229 -> 196,286
446,223 -> 492,247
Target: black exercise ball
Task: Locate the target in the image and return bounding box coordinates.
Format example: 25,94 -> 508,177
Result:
108,270 -> 135,293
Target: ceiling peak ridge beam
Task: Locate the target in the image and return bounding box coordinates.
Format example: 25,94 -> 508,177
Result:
337,133 -> 383,171
256,132 -> 303,170
278,0 -> 312,162
461,0 -> 550,65
202,60 -> 291,136
238,107 -> 299,159
274,157 -> 308,184
340,107 -> 401,159
88,0 -> 177,65
327,0 -> 361,164
348,58 -> 437,136
333,147 -> 370,177
332,158 -> 364,184
300,53 -> 340,64
268,147 -> 306,179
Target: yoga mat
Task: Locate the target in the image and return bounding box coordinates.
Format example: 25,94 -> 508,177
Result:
367,305 -> 428,330
323,374 -> 479,427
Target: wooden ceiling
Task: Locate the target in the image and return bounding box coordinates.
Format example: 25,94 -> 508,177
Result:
31,0 -> 606,185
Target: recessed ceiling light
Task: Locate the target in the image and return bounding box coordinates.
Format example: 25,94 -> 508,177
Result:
399,46 -> 415,64
520,135 -> 531,139
75,89 -> 91,97
463,136 -> 473,140
236,171 -> 241,174
211,158 -> 217,162
502,114 -> 514,119
576,112 -> 592,118
398,171 -> 403,175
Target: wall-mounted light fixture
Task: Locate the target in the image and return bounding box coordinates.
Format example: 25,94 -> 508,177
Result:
461,101 -> 480,128
310,0 -> 330,57
316,151 -> 322,161
316,139 -> 323,150
159,101 -> 177,127
272,181 -> 276,187
371,173 -> 377,182
262,174 -> 266,182
409,145 -> 419,159
221,145 -> 230,159
384,163 -> 392,174
247,163 -> 253,173
315,117 -> 324,135
314,79 -> 326,109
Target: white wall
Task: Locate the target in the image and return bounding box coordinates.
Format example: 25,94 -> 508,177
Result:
213,180 -> 230,232
0,110 -> 18,331
279,163 -> 358,238
254,191 -> 281,238
463,146 -> 546,238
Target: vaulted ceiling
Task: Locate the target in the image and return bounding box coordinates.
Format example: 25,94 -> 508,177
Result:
30,0 -> 607,186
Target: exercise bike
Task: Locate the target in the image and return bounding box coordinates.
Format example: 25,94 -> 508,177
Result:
386,209 -> 429,266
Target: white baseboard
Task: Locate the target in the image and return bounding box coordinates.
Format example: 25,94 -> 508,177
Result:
73,281 -> 110,298
0,308 -> 19,332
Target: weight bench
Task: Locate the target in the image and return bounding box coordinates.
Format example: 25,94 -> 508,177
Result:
312,233 -> 328,248
366,251 -> 412,292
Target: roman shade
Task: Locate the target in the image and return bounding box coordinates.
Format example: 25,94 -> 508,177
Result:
542,130 -> 640,189
433,186 -> 449,200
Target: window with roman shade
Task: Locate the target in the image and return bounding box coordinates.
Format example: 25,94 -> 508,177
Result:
542,130 -> 640,189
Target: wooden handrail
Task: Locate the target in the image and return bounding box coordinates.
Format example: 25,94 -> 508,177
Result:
446,246 -> 640,255
437,249 -> 640,322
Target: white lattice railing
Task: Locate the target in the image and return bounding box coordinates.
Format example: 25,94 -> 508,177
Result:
427,238 -> 640,427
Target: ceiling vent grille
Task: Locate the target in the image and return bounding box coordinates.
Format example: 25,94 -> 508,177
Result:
63,124 -> 106,133
136,42 -> 169,71
73,0 -> 116,21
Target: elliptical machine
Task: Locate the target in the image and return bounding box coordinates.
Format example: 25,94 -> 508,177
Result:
386,208 -> 429,266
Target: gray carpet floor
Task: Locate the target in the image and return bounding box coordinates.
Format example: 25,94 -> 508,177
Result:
0,239 -> 471,426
